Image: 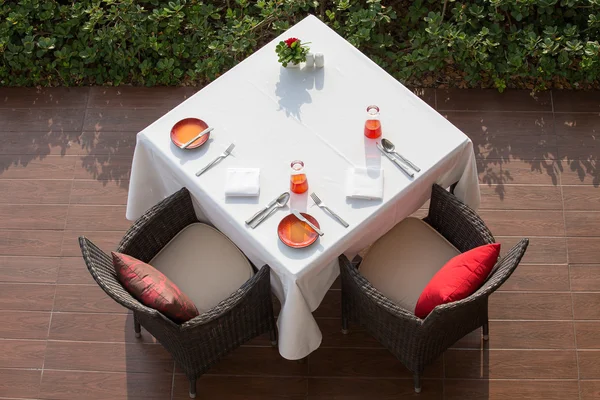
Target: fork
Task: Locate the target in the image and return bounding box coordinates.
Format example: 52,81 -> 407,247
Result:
310,192 -> 349,228
196,143 -> 235,177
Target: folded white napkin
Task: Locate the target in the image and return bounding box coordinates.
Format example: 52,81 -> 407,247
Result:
225,168 -> 260,197
346,167 -> 384,200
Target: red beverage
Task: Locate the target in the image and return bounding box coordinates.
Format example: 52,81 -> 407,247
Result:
364,105 -> 382,139
290,173 -> 308,194
364,119 -> 382,139
290,160 -> 308,194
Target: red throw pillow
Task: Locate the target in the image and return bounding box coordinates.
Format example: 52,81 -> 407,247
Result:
112,252 -> 199,323
414,243 -> 501,319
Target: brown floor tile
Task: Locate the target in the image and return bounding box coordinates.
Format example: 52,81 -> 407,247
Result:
0,87 -> 89,108
576,322 -> 600,349
579,351 -> 600,379
62,230 -> 124,256
0,230 -> 65,257
70,179 -> 129,205
49,313 -> 156,343
0,204 -> 68,229
66,205 -> 130,231
0,283 -> 55,311
571,265 -> 600,291
57,257 -> 94,284
39,369 -> 172,400
173,375 -> 307,400
0,310 -> 50,339
581,380 -> 600,400
478,159 -> 560,186
0,180 -> 71,204
88,86 -> 197,109
446,111 -> 553,136
409,87 -> 436,109
566,211 -> 600,237
444,349 -> 578,379
73,154 -> 132,182
489,292 -> 573,320
0,339 -> 46,368
313,290 -> 340,318
0,256 -> 59,283
568,237 -> 600,263
307,377 -> 443,399
317,318 -> 382,348
308,348 -> 442,378
573,293 -> 600,319
553,90 -> 600,112
437,89 -> 552,111
496,236 -> 567,264
53,284 -> 125,313
555,113 -> 600,160
0,368 -> 41,398
44,340 -> 173,373
484,320 -> 575,349
560,159 -> 600,186
479,185 -> 562,210
0,155 -> 75,179
83,108 -> 169,132
0,130 -> 83,156
501,264 -> 570,291
445,379 -> 579,400
472,136 -> 557,160
76,131 -> 137,156
564,186 -> 600,210
479,210 -> 565,236
0,108 -> 84,131
207,346 -> 307,376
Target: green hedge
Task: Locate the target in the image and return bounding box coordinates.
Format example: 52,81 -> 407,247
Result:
1,0 -> 599,90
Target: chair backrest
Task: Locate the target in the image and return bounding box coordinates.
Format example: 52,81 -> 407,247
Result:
79,236 -> 159,317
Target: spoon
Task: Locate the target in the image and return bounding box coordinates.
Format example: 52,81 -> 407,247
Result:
381,138 -> 421,172
250,192 -> 290,228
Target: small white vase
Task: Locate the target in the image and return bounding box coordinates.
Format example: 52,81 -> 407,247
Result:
285,62 -> 300,68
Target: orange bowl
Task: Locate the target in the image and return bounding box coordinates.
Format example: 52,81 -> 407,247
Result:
277,213 -> 320,248
171,118 -> 209,149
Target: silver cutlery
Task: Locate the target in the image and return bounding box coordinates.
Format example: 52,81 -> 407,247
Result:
246,192 -> 290,228
181,127 -> 214,149
381,138 -> 420,172
376,142 -> 414,178
310,192 -> 349,228
292,209 -> 324,236
196,143 -> 235,177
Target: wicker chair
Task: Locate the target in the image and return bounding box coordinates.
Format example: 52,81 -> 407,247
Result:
79,188 -> 277,399
340,184 -> 528,393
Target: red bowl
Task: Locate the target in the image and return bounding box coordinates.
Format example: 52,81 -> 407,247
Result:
277,213 -> 320,248
170,118 -> 209,149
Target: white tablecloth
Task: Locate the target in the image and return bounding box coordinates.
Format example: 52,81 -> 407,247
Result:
126,15 -> 480,360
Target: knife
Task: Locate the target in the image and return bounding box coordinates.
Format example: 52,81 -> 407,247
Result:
181,127 -> 213,149
376,142 -> 414,178
246,197 -> 279,226
291,209 -> 324,236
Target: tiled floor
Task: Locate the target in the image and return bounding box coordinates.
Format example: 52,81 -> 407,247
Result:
0,87 -> 599,399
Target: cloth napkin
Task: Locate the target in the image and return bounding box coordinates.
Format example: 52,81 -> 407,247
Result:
225,168 -> 260,197
346,167 -> 384,200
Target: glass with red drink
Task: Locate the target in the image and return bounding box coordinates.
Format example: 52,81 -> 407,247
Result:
290,160 -> 308,194
364,105 -> 382,139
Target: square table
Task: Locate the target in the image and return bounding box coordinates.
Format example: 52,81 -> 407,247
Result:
126,15 -> 480,360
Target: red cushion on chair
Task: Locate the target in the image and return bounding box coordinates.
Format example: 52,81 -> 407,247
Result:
414,243 -> 501,319
112,252 -> 199,323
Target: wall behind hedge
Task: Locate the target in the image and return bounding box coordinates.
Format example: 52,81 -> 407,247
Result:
1,0 -> 599,90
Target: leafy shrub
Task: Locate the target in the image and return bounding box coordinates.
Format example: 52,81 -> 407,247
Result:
1,0 -> 599,90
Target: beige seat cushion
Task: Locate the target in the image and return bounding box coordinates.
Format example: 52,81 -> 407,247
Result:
359,217 -> 460,313
150,223 -> 254,313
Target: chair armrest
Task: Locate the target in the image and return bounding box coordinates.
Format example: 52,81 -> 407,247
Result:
181,264 -> 272,329
424,184 -> 494,252
118,187 -> 198,262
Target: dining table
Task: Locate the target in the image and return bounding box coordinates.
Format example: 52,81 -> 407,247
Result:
125,15 -> 481,360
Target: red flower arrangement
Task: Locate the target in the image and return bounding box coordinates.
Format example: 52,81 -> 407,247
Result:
276,37 -> 310,67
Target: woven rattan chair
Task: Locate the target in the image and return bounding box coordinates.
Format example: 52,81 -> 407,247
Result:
340,184 -> 528,393
79,188 -> 277,399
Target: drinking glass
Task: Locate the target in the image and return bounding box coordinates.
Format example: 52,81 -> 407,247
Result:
290,160 -> 308,194
364,105 -> 382,139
